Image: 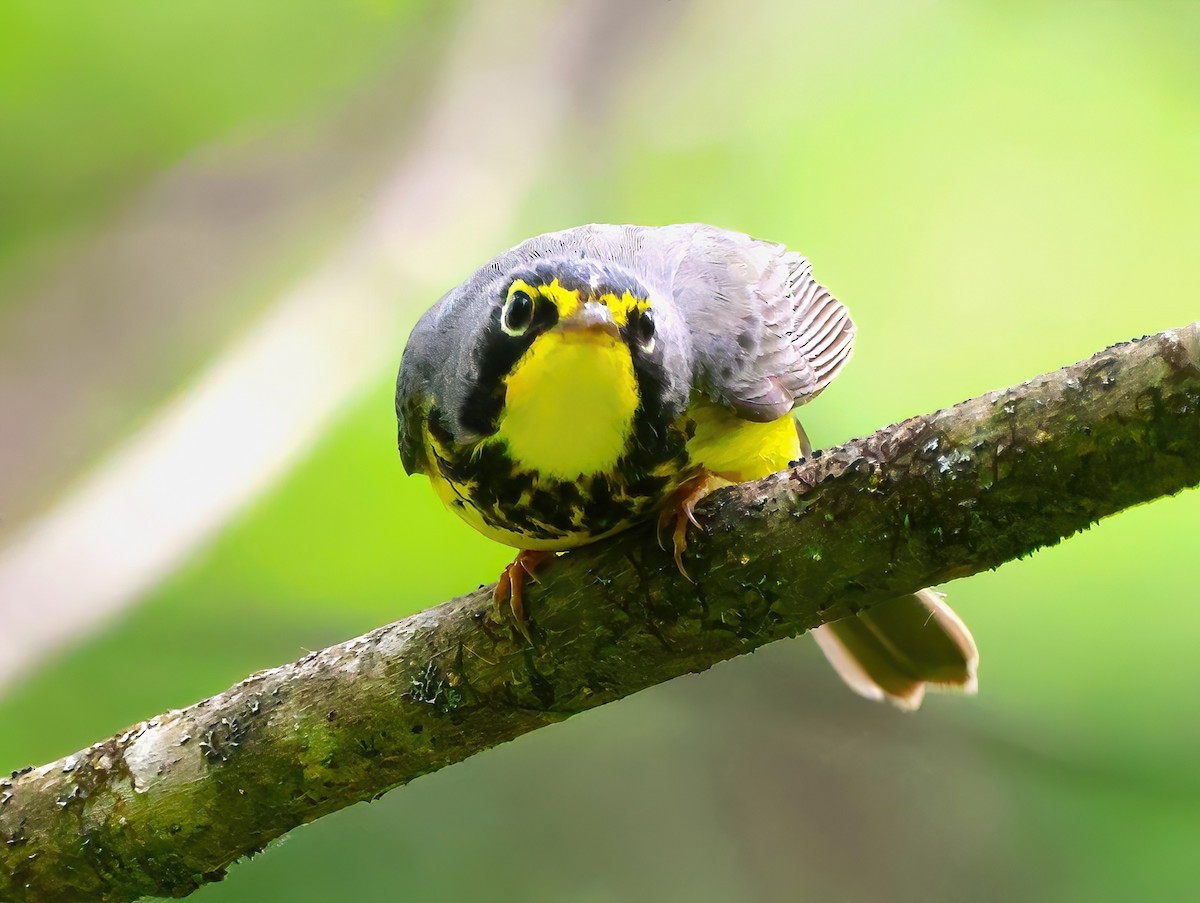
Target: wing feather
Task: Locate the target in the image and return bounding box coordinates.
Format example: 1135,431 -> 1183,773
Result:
662,226 -> 856,422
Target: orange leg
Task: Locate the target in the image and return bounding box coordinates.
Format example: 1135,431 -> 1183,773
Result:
493,549 -> 557,641
657,472 -> 724,581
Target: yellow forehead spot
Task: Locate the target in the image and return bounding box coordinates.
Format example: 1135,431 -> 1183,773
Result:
594,290 -> 651,326
536,279 -> 582,319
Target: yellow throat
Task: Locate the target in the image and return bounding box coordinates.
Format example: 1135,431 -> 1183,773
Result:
493,329 -> 639,480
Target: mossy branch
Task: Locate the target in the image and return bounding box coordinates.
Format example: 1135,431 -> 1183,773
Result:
4,323 -> 1199,902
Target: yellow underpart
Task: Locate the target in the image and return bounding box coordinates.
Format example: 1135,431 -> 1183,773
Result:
684,397 -> 802,482
509,279 -> 650,326
493,328 -> 639,480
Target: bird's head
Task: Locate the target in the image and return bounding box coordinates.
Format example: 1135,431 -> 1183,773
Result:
499,259 -> 656,350
452,258 -> 687,477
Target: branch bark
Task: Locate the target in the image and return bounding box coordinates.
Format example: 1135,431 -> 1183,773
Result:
4,323 -> 1199,902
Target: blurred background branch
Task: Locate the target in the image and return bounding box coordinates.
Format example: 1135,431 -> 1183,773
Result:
4,323 -> 1198,902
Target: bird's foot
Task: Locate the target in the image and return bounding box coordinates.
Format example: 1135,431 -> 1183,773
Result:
657,472 -> 724,581
493,549 -> 557,642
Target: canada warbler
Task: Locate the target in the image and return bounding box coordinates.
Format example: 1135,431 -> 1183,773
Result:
396,223 -> 977,709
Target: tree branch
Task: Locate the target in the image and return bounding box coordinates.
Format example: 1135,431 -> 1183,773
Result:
4,323 -> 1199,902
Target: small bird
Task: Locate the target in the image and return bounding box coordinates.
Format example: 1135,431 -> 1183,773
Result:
396,224 -> 977,709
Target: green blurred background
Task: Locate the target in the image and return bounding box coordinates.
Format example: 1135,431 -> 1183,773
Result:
2,1 -> 1198,900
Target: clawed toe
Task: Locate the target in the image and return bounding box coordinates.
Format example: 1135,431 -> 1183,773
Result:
659,472 -> 723,581
492,550 -> 556,642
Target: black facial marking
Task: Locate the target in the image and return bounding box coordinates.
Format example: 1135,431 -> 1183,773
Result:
459,289 -> 558,437
626,330 -> 679,454
632,308 -> 655,348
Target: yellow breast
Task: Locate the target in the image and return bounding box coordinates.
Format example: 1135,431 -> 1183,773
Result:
684,397 -> 802,482
491,329 -> 639,480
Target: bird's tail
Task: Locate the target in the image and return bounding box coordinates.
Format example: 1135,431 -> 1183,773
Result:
810,588 -> 978,710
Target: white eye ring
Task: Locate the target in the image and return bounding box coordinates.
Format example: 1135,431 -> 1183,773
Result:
502,290 -> 535,336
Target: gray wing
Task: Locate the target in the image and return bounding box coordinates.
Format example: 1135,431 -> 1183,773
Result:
634,224 -> 856,421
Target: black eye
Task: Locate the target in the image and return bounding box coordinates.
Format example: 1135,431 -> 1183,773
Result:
502,290 -> 535,336
633,309 -> 655,350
